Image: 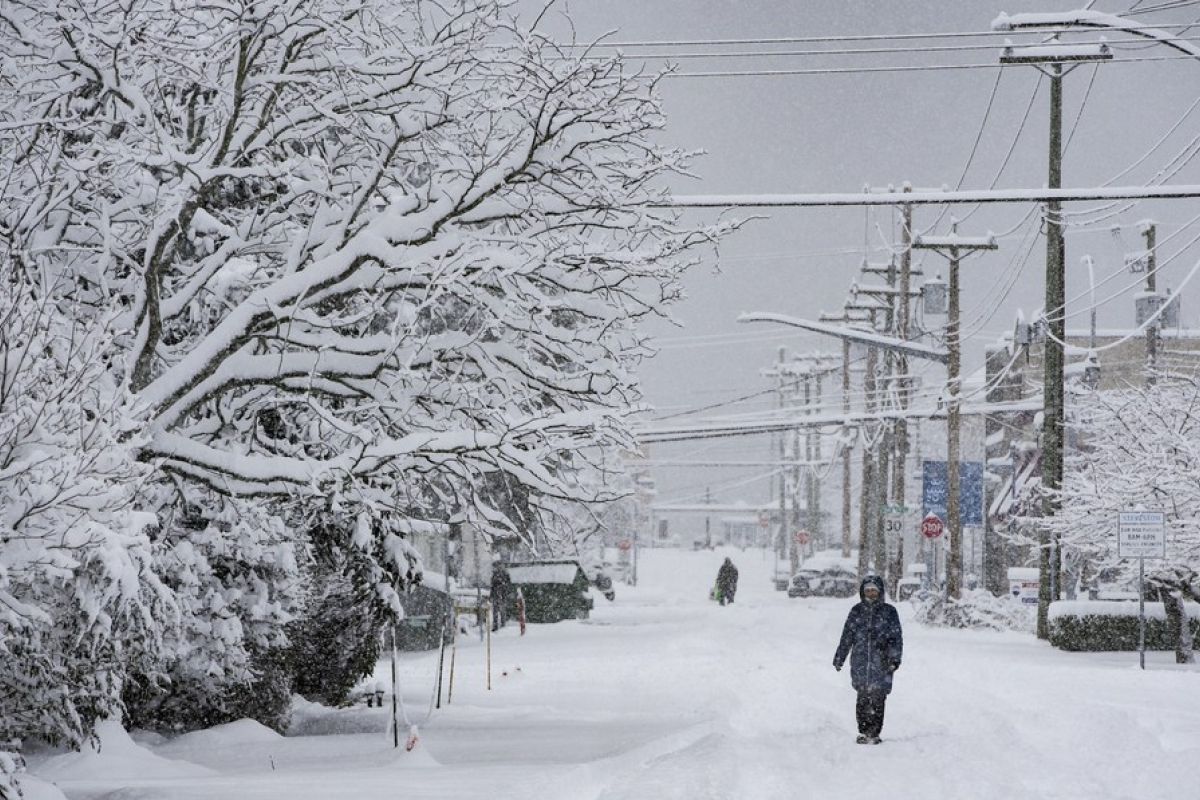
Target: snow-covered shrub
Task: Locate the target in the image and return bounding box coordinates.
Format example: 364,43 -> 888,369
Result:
913,590 -> 1036,633
123,491 -> 302,734
289,566 -> 386,707
1048,600 -> 1200,651
0,283 -> 174,776
0,749 -> 21,800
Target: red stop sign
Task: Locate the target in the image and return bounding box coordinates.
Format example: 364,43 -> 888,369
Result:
921,514 -> 944,539
794,530 -> 810,546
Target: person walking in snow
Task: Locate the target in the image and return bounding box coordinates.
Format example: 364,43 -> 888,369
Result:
715,557 -> 739,605
832,574 -> 903,744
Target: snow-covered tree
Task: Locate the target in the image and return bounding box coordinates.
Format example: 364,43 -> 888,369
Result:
1,0 -> 719,534
1,0 -> 721,773
1044,374 -> 1200,661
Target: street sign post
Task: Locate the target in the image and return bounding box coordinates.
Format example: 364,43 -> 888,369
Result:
1118,510 -> 1167,670
921,513 -> 944,594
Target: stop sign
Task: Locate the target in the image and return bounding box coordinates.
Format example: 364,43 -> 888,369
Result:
921,514 -> 944,539
793,530 -> 810,546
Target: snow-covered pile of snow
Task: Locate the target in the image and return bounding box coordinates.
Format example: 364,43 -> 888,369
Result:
157,719 -> 282,754
913,590 -> 1035,632
12,775 -> 68,800
34,720 -> 215,782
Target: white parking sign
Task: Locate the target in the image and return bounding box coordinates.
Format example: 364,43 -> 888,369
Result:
1118,511 -> 1166,559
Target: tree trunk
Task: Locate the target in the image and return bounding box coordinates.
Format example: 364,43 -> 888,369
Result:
1160,588 -> 1194,665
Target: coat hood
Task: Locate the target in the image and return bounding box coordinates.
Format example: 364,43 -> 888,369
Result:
859,574 -> 885,601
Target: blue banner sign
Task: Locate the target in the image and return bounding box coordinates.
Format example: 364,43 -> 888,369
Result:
922,461 -> 984,526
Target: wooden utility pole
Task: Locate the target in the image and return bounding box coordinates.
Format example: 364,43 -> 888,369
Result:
891,197 -> 914,594
858,338 -> 878,579
1000,37 -> 1110,638
913,222 -> 997,599
1144,223 -> 1159,385
776,348 -> 788,565
842,339 -> 853,558
1042,63 -> 1067,630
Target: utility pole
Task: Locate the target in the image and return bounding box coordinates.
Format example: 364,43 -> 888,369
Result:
812,371 -> 825,548
842,339 -> 853,558
705,486 -> 712,549
913,221 -> 997,599
858,333 -> 878,579
891,196 -> 914,595
1000,35 -> 1110,637
777,348 -> 788,567
1144,223 -> 1159,385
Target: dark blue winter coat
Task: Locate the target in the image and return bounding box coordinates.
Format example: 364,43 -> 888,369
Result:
832,575 -> 903,695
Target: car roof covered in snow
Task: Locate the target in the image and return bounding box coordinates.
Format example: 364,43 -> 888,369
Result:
506,562 -> 584,585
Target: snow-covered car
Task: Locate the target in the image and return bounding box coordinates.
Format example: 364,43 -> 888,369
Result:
896,577 -> 922,601
788,564 -> 858,598
502,560 -> 594,622
772,566 -> 792,591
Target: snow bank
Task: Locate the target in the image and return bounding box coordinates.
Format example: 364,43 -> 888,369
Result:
161,719 -> 282,752
288,695 -> 389,737
13,775 -> 69,800
34,720 -> 215,782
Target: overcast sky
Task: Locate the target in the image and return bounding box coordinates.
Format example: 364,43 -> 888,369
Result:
527,1 -> 1200,516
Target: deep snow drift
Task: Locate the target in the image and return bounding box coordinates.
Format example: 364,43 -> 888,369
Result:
26,547 -> 1200,799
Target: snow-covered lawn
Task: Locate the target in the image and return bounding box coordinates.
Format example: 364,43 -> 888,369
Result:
28,547 -> 1200,800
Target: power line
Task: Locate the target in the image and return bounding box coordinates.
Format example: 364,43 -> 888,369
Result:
664,53 -> 1198,78
574,34 -> 1200,61
567,23 -> 1200,50
578,34 -> 1200,62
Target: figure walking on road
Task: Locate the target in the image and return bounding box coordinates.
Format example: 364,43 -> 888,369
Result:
832,574 -> 903,744
715,557 -> 739,606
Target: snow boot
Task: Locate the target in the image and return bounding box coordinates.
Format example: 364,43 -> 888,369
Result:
867,736 -> 882,745
855,734 -> 868,744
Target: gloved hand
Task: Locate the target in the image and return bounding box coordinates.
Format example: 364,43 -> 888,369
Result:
888,662 -> 900,673
833,662 -> 842,672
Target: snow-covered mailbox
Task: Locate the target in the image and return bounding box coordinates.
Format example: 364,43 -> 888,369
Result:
503,560 -> 594,623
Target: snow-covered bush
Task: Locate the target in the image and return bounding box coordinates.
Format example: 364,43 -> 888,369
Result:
289,566 -> 386,708
123,490 -> 302,734
1048,600 -> 1200,651
913,590 -> 1036,633
0,282 -> 174,788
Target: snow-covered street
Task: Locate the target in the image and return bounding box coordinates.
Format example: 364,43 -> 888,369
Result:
29,547 -> 1200,800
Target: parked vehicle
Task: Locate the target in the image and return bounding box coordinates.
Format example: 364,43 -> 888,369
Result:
500,560 -> 594,622
896,577 -> 922,601
772,566 -> 792,592
787,561 -> 859,598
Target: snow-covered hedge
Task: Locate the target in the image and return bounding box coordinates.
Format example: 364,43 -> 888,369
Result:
1048,601 -> 1200,651
913,590 -> 1036,633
